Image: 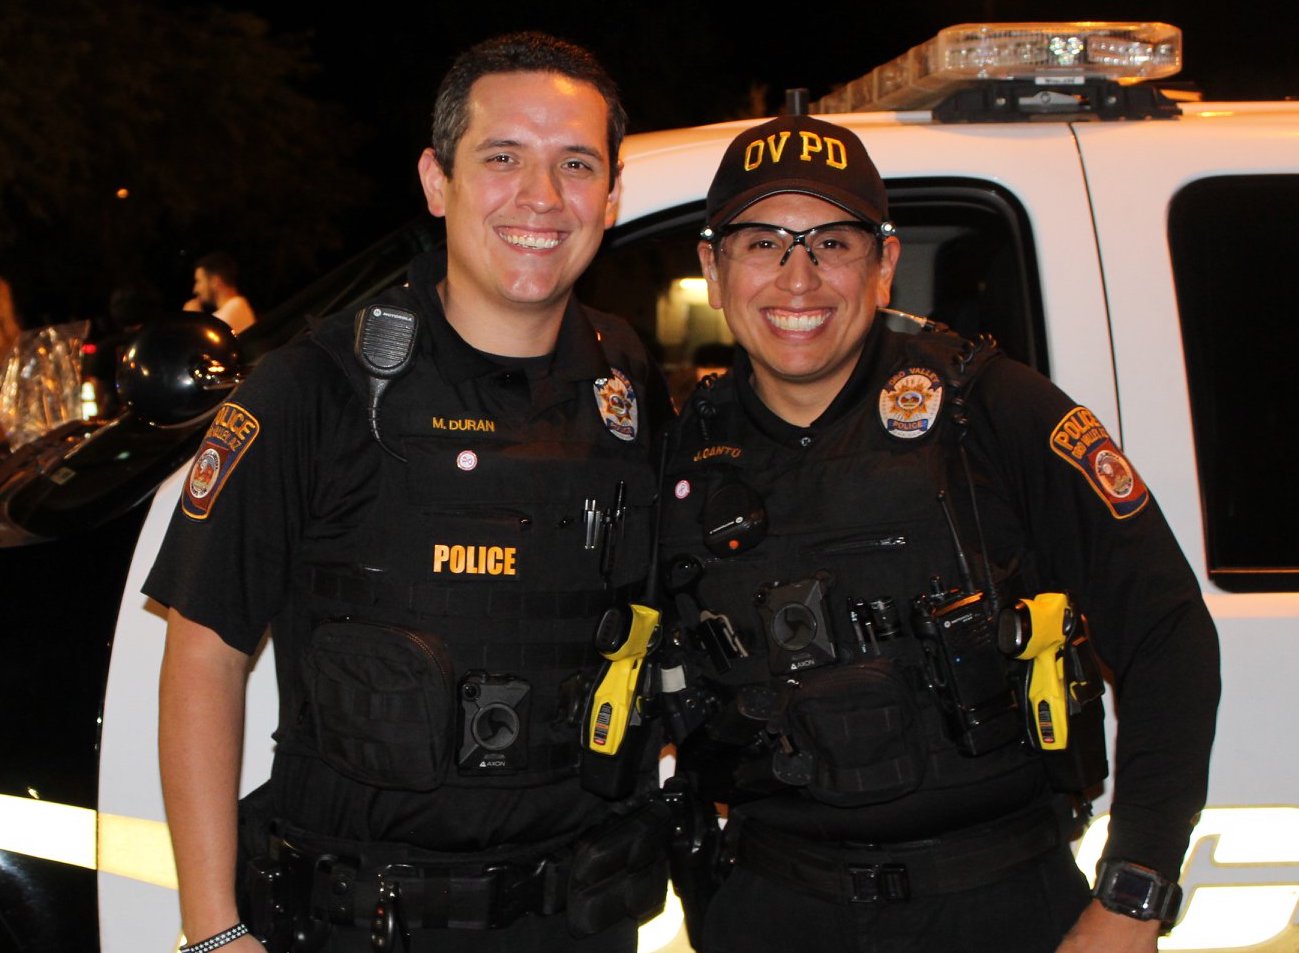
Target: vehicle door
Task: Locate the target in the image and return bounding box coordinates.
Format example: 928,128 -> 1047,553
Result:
1075,111 -> 1299,953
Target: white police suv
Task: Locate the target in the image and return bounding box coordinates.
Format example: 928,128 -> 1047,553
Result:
2,21 -> 1296,953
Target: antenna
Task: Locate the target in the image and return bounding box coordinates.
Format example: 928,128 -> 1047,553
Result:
937,490 -> 977,596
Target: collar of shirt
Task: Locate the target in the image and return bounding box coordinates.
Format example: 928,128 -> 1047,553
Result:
733,327 -> 888,448
405,251 -> 611,387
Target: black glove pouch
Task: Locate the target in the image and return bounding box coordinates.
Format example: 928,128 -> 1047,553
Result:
779,658 -> 928,807
303,620 -> 455,791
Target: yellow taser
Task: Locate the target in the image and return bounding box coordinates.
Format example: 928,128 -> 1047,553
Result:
586,603 -> 660,755
998,592 -> 1072,750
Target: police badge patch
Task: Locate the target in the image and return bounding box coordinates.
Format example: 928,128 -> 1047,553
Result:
181,402 -> 261,520
593,368 -> 638,442
879,367 -> 944,439
1049,406 -> 1149,519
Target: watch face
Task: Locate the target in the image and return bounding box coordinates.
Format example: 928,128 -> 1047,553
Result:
1109,868 -> 1159,912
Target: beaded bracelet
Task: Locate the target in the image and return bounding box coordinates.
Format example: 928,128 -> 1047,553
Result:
179,922 -> 249,953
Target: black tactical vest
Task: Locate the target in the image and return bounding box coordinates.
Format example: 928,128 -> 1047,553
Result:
662,322 -> 1046,841
281,288 -> 660,794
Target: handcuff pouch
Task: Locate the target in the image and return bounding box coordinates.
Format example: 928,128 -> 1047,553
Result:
566,799 -> 672,936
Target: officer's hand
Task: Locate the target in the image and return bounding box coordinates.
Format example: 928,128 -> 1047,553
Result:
1055,899 -> 1161,953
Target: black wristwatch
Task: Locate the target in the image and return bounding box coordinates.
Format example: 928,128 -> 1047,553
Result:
1093,859 -> 1183,932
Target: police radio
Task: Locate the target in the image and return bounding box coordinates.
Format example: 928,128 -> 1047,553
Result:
911,492 -> 1019,756
354,304 -> 419,460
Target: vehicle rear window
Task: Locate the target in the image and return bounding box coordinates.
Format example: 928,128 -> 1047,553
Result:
1169,175 -> 1299,591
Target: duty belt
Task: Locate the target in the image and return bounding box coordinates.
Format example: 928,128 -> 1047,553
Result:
269,831 -> 571,937
734,803 -> 1060,904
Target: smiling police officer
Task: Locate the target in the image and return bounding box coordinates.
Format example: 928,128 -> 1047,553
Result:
660,114 -> 1218,953
147,33 -> 668,953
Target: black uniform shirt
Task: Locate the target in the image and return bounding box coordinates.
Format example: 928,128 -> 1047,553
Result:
957,351 -> 1219,879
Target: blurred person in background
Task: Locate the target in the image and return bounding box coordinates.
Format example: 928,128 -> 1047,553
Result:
184,252 -> 256,333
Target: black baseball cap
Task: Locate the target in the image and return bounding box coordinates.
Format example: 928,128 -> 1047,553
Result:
703,114 -> 892,233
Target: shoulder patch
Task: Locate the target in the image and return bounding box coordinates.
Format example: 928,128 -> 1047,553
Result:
181,401 -> 261,520
1049,406 -> 1149,519
879,366 -> 944,439
594,368 -> 638,442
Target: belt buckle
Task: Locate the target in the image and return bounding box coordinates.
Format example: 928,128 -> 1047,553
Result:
848,863 -> 910,903
482,859 -> 549,927
481,862 -> 510,927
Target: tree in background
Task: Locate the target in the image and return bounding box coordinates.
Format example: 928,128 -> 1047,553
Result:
0,0 -> 369,320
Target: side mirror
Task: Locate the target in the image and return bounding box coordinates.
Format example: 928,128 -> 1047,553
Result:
117,313 -> 243,426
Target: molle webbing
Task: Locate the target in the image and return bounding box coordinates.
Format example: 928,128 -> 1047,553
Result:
308,564 -> 630,621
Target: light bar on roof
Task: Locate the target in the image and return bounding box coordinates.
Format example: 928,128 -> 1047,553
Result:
816,22 -> 1182,113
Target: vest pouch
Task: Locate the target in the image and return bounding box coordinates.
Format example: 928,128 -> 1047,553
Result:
780,658 -> 927,807
567,799 -> 671,936
304,620 -> 455,791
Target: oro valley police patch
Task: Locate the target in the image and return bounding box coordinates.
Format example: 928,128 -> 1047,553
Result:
1050,406 -> 1149,519
879,367 -> 943,439
181,402 -> 261,520
593,368 -> 638,442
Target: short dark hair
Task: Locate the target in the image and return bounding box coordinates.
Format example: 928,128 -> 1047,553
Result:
195,252 -> 239,287
430,32 -> 626,188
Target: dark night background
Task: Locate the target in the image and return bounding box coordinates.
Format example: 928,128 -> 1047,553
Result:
2,0 -> 1297,325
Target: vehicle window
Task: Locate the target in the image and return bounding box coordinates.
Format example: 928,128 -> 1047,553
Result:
1169,175 -> 1299,591
244,219 -> 443,362
580,180 -> 1046,408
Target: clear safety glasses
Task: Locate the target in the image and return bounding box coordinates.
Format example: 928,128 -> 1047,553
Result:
710,220 -> 893,268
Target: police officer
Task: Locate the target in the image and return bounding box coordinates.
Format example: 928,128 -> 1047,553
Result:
660,114 -> 1218,953
147,34 -> 668,953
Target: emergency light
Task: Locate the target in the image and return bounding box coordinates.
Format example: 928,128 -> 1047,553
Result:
816,22 -> 1183,113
